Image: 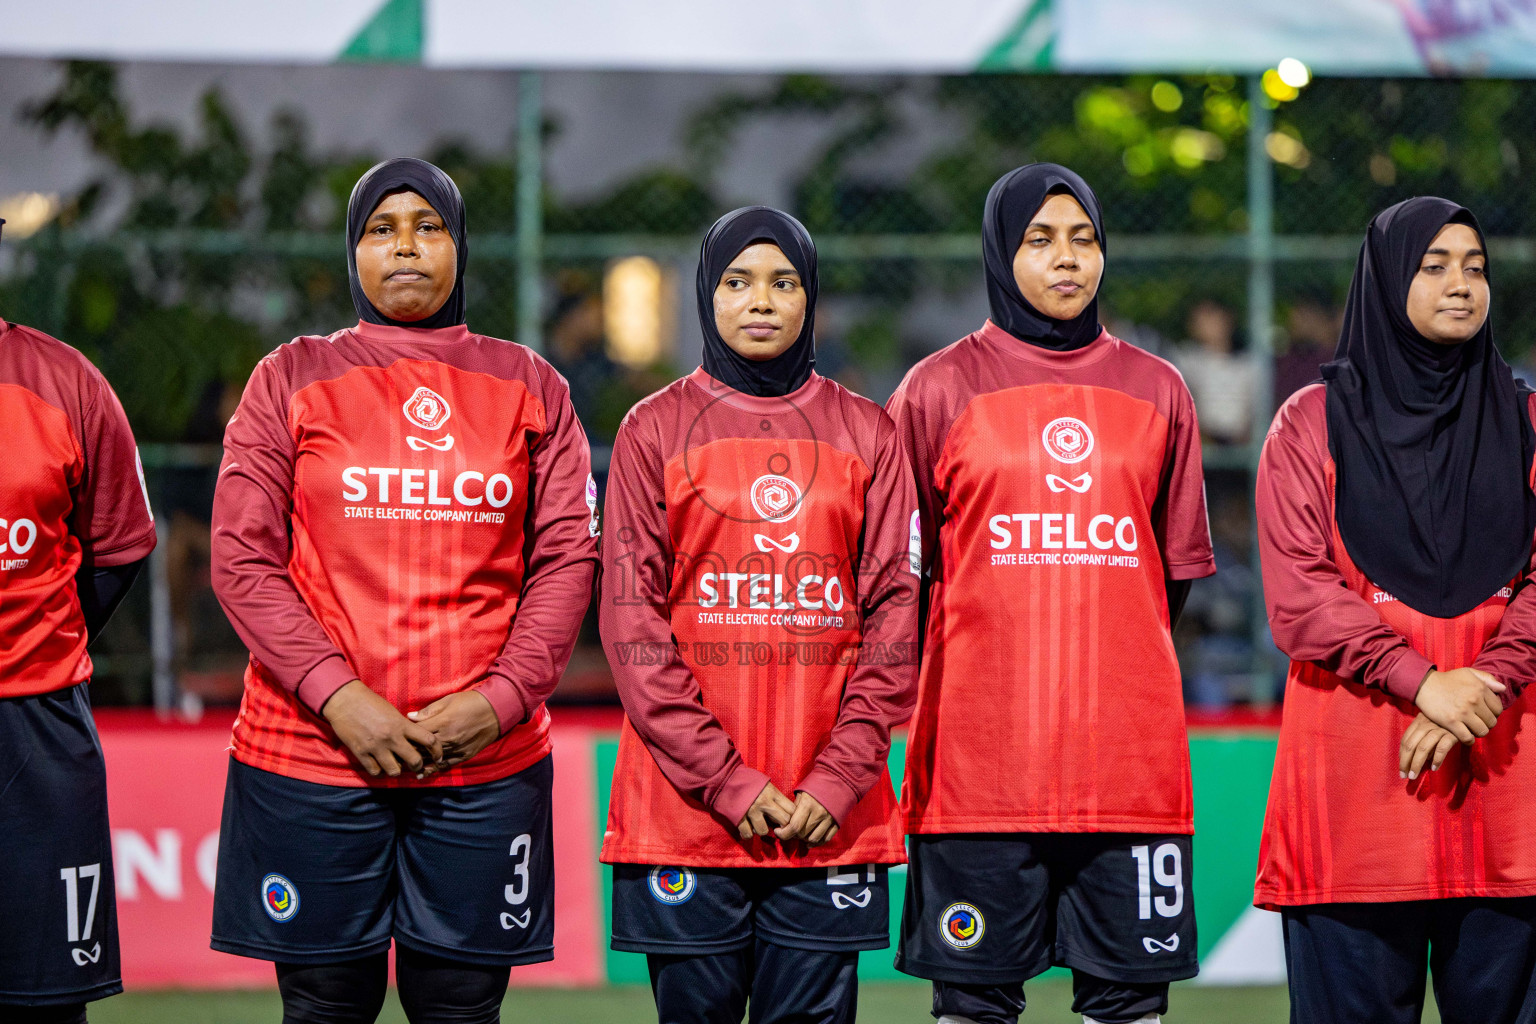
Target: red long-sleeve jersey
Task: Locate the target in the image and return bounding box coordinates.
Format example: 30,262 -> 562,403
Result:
888,322 -> 1216,835
1255,384 -> 1536,906
0,318 -> 157,697
212,320 -> 597,788
599,369 -> 919,868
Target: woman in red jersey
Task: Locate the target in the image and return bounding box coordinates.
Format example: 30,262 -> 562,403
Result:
887,164 -> 1216,1024
599,206 -> 920,1024
210,159 -> 597,1024
1255,197 -> 1536,1024
0,220 -> 158,1024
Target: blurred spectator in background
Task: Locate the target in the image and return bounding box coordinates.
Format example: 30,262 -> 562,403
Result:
1171,299 -> 1255,445
1273,300 -> 1340,407
547,272 -> 621,435
1178,490 -> 1269,707
1102,305 -> 1175,360
547,269 -> 677,444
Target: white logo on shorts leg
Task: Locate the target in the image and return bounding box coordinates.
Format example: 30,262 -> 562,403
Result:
70,943 -> 102,966
749,475 -> 803,523
1041,417 -> 1095,464
939,903 -> 985,949
500,910 -> 532,930
648,867 -> 697,904
261,874 -> 300,922
831,888 -> 872,909
1143,933 -> 1180,954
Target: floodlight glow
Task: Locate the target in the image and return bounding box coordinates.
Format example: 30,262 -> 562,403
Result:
1261,69 -> 1300,103
605,256 -> 667,368
0,193 -> 59,238
1277,58 -> 1311,89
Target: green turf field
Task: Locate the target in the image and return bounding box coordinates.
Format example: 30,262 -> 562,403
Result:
88,981 -> 1445,1023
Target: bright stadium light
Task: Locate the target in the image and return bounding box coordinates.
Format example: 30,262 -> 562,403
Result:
1276,58 -> 1311,89
1261,68 -> 1300,103
0,192 -> 59,238
604,255 -> 669,368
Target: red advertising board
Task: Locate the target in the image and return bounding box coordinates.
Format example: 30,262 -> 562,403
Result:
97,711 -> 602,989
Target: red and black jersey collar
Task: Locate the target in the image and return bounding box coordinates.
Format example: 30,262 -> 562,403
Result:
976,319 -> 1112,369
348,320 -> 472,346
686,366 -> 824,412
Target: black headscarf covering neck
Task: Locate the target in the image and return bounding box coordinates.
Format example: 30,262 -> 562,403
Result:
1323,196 -> 1536,619
983,163 -> 1106,351
346,157 -> 468,330
697,206 -> 817,397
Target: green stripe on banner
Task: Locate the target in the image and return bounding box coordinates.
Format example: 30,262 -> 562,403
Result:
596,738 -> 651,984
594,733 -> 1278,984
339,0 -> 424,63
1189,734 -> 1278,958
978,0 -> 1056,71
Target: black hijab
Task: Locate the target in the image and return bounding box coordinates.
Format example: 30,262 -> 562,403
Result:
346,157 -> 468,330
983,163 -> 1106,351
697,206 -> 817,397
1324,196 -> 1536,619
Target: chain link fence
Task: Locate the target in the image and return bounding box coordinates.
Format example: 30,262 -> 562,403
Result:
7,66 -> 1535,712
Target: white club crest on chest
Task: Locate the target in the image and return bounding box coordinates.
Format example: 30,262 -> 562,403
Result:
1040,416 -> 1095,465
403,386 -> 454,452
749,474 -> 803,523
403,386 -> 452,431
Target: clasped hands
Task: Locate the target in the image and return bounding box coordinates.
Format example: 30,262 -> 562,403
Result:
1399,667 -> 1506,780
321,679 -> 501,779
736,781 -> 839,847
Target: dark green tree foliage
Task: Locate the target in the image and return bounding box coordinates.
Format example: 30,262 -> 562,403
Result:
7,61 -> 1536,441
7,63 -> 269,439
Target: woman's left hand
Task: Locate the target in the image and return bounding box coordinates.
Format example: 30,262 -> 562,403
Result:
409,691 -> 501,778
1400,712 -> 1460,780
775,791 -> 839,846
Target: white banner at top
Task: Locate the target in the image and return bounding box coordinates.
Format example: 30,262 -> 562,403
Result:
1055,0 -> 1536,76
0,0 -> 1533,77
0,0 -> 384,64
426,0 -> 1029,72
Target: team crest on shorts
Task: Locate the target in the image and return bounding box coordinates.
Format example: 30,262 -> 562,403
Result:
1041,416 -> 1095,464
750,474 -> 802,523
939,903 -> 985,949
261,874 -> 300,923
648,867 -> 697,905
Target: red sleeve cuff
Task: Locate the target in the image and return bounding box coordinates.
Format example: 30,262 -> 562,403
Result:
1167,557 -> 1218,581
712,764 -> 771,828
1472,660 -> 1520,708
88,529 -> 158,567
1382,649 -> 1435,703
795,765 -> 861,826
471,673 -> 530,736
295,655 -> 357,715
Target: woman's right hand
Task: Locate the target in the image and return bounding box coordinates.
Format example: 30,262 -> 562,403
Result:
1413,668 -> 1506,744
322,680 -> 444,778
736,781 -> 796,841
1399,713 -> 1459,779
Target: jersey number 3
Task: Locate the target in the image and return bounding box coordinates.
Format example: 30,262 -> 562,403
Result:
500,834 -> 533,931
